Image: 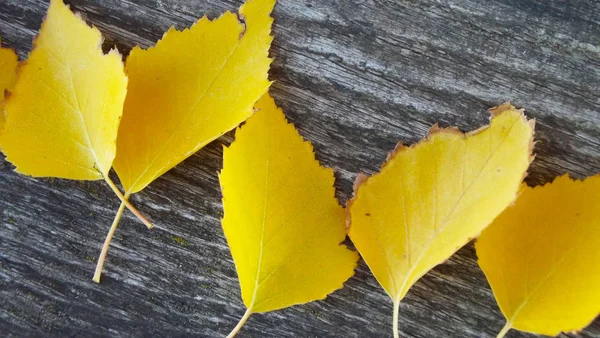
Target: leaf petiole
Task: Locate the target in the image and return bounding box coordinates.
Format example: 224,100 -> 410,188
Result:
496,321 -> 512,338
393,300 -> 401,338
227,308 -> 253,338
93,200 -> 127,283
104,176 -> 152,229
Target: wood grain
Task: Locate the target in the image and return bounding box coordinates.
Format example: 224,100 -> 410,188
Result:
1,0 -> 599,337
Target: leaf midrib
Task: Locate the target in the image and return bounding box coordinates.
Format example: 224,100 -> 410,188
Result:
123,25 -> 244,194
248,118 -> 271,312
504,231 -> 592,329
393,116 -> 523,302
42,46 -> 105,177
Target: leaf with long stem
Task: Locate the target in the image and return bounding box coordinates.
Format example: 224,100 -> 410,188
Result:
92,0 -> 277,282
0,0 -> 152,260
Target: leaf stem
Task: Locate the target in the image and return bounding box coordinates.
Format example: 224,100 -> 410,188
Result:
104,175 -> 152,229
496,321 -> 512,338
92,200 -> 127,283
227,308 -> 253,338
393,300 -> 400,338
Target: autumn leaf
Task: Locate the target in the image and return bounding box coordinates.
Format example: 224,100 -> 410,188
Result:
0,36 -> 18,132
476,174 -> 600,338
113,0 -> 274,194
220,94 -> 358,337
0,0 -> 150,225
347,104 -> 535,338
92,0 -> 276,283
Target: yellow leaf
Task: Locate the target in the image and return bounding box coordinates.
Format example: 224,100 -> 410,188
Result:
0,36 -> 18,132
220,94 -> 358,336
92,0 -> 274,284
0,0 -> 151,266
1,0 -> 127,180
113,0 -> 275,195
476,174 -> 600,337
347,104 -> 534,337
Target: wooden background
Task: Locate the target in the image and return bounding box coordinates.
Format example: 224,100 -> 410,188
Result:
1,0 -> 599,337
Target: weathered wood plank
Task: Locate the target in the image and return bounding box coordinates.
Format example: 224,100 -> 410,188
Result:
0,0 -> 599,337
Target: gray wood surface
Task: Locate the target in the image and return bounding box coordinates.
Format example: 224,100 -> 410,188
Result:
1,0 -> 599,337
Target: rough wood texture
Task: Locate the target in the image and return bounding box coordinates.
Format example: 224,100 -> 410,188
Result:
1,0 -> 599,337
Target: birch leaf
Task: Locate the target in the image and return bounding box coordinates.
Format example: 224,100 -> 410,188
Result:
220,94 -> 358,337
93,0 -> 275,283
0,36 -> 18,131
347,104 -> 535,337
113,0 -> 275,195
476,174 -> 600,338
1,0 -> 127,180
0,0 -> 151,253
